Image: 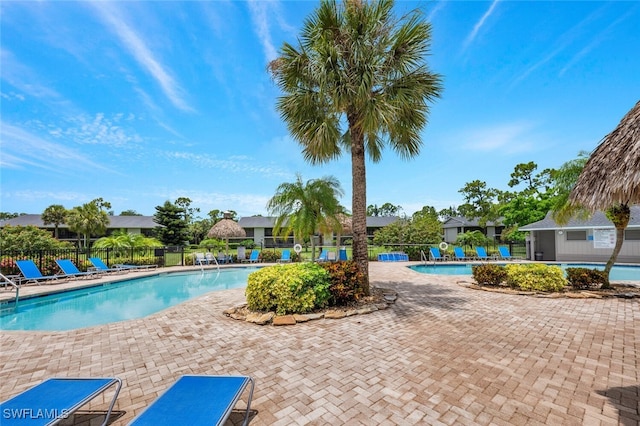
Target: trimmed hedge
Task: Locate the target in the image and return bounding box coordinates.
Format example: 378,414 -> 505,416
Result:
245,263 -> 331,315
320,260 -> 368,306
505,264 -> 566,292
566,267 -> 608,289
471,264 -> 507,286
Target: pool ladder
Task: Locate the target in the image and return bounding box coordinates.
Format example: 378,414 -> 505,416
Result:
0,273 -> 20,305
420,250 -> 436,265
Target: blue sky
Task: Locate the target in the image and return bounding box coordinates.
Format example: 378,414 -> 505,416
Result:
1,1 -> 638,219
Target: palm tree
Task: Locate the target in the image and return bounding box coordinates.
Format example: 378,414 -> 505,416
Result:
550,151 -> 590,224
269,0 -> 442,293
41,204 -> 67,239
67,201 -> 110,248
267,174 -> 344,261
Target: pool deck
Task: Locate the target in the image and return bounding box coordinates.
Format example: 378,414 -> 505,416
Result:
1,262 -> 639,425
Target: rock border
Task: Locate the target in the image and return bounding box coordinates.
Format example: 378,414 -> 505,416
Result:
223,288 -> 397,326
456,279 -> 640,299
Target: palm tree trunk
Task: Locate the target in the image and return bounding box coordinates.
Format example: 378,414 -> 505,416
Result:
351,125 -> 370,294
603,204 -> 630,289
603,225 -> 627,289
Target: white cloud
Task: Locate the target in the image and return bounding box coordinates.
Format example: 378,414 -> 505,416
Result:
462,0 -> 500,52
158,189 -> 271,217
0,121 -> 115,174
162,151 -> 292,179
0,48 -> 62,100
459,122 -> 537,155
90,3 -> 194,112
247,0 -> 279,63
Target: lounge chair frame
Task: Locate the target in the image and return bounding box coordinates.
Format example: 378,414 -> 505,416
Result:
128,375 -> 255,426
55,259 -> 100,280
15,260 -> 63,285
0,377 -> 122,426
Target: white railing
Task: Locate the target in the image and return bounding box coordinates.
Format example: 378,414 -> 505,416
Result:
0,273 -> 20,304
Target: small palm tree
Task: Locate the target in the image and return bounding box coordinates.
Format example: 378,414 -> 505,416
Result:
267,175 -> 344,261
67,201 -> 110,248
41,204 -> 67,239
269,0 -> 443,293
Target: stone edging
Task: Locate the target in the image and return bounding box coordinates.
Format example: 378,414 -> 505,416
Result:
457,280 -> 640,299
223,289 -> 398,326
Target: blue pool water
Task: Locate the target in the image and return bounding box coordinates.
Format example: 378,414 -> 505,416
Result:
409,263 -> 640,281
1,268 -> 257,331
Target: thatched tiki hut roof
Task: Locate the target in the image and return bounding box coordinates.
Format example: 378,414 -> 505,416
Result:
570,100 -> 640,211
207,212 -> 246,254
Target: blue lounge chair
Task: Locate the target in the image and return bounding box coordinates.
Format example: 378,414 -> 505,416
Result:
453,247 -> 471,261
498,246 -> 522,261
429,247 -> 449,262
129,375 -> 254,426
241,250 -> 259,263
56,259 -> 100,279
277,249 -> 291,263
317,249 -> 329,262
89,257 -> 128,274
0,377 -> 122,426
15,259 -> 63,285
475,247 -> 497,261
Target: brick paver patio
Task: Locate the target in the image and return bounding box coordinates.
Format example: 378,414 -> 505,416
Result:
1,262 -> 638,425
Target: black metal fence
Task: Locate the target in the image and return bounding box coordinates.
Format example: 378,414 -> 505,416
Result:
0,247 -> 185,276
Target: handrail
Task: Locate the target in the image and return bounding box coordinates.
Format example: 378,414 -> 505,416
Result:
420,250 -> 427,264
0,273 -> 20,304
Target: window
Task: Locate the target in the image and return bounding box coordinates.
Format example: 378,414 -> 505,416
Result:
625,229 -> 640,241
566,230 -> 587,241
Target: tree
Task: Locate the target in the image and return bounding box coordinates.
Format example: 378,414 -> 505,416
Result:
458,180 -> 501,231
0,212 -> 22,220
120,210 -> 142,216
175,197 -> 200,224
154,201 -> 189,246
94,230 -> 162,255
41,204 -> 67,239
0,225 -> 72,251
367,203 -> 402,217
269,0 -> 442,292
267,174 -> 344,260
438,206 -> 458,221
66,199 -> 110,247
550,152 -> 590,224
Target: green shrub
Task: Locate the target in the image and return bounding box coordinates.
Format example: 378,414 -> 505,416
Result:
245,263 -> 331,315
505,264 -> 566,292
321,261 -> 367,306
259,251 -> 281,263
566,268 -> 608,290
471,264 -> 507,286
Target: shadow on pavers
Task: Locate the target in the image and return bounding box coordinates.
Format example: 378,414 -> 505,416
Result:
597,385 -> 640,426
376,280 -> 469,318
57,410 -> 125,425
56,409 -> 258,425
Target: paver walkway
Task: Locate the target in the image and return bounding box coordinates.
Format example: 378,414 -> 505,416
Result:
1,262 -> 638,425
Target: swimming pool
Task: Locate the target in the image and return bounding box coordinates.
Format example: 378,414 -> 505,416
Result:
409,263 -> 640,281
0,268 -> 257,331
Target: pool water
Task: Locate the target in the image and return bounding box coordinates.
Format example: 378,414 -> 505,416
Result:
1,268 -> 257,331
409,263 -> 640,281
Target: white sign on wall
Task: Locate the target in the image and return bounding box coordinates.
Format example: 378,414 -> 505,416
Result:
593,229 -> 616,249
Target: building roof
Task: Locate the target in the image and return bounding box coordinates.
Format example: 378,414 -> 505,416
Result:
238,215 -> 399,229
0,214 -> 160,229
519,206 -> 640,231
442,216 -> 503,229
